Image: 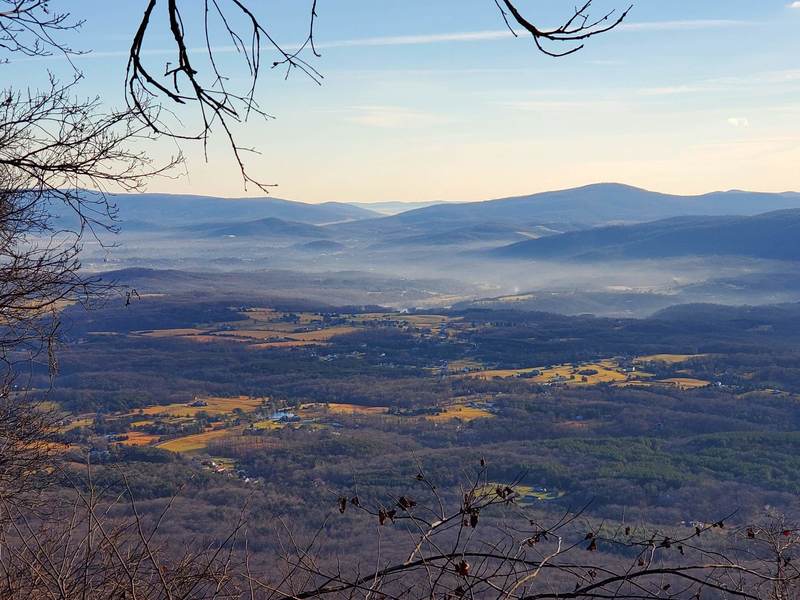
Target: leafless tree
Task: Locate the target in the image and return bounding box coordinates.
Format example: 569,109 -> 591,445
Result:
0,77 -> 180,373
0,3 -> 182,378
0,388 -> 56,520
2,461 -> 798,599
1,1 -> 179,529
4,461 -> 793,600
0,470 -> 247,599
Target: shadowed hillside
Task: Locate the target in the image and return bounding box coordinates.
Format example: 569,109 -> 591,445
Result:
491,209 -> 800,261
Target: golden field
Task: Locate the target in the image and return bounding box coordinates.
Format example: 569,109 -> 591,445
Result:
634,354 -> 705,364
324,403 -> 389,416
130,396 -> 263,418
427,404 -> 494,422
157,427 -> 240,453
661,377 -> 711,389
298,402 -> 389,417
466,359 -> 639,386
118,431 -> 161,446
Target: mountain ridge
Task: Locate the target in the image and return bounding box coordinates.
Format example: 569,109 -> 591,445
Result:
490,209 -> 800,261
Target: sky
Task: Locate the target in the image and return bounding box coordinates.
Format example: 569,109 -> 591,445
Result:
5,0 -> 800,203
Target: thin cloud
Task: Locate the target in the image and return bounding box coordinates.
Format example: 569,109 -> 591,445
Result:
618,19 -> 750,31
16,19 -> 754,63
315,20 -> 750,49
316,30 -> 511,49
345,106 -> 449,129
789,1 -> 800,8
638,70 -> 800,96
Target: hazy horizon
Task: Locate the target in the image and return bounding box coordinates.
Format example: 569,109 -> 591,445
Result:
111,181 -> 800,205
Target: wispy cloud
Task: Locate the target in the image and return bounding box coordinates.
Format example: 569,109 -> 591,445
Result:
727,117 -> 750,128
18,18 -> 754,64
315,20 -> 750,49
638,70 -> 800,96
344,106 -> 449,129
789,1 -> 800,8
316,30 -> 511,49
618,19 -> 750,31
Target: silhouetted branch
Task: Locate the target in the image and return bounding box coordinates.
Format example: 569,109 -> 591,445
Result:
124,1 -> 631,190
0,0 -> 84,62
266,462 -> 800,600
496,0 -> 633,57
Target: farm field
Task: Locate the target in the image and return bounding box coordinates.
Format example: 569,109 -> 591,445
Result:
614,377 -> 711,390
660,377 -> 711,389
119,431 -> 161,446
157,427 -> 241,453
32,286 -> 800,583
321,403 -> 389,416
446,359 -> 485,373
462,356 -> 716,390
465,358 -> 645,386
531,361 -> 631,385
634,354 -> 706,364
129,396 -> 264,418
128,306 -> 468,356
427,404 -> 494,422
251,419 -> 283,431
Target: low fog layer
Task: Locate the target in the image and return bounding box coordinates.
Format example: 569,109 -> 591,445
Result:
70,184 -> 800,317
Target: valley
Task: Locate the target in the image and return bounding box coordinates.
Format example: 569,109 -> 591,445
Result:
73,183 -> 800,317
31,286 -> 800,555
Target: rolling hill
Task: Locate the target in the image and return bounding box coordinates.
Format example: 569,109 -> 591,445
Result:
189,217 -> 331,239
329,183 -> 800,245
58,192 -> 379,229
293,240 -> 346,253
392,183 -> 800,227
490,209 -> 800,261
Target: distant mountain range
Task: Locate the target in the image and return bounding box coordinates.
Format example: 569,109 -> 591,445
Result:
325,183 -> 800,245
491,209 -> 800,261
75,183 -> 800,318
392,183 -> 800,226
73,183 -> 800,234
70,184 -> 800,264
82,192 -> 379,228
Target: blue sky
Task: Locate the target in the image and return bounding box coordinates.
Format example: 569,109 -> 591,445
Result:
6,1 -> 800,202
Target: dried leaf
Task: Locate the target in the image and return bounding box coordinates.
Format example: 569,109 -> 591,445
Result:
397,496 -> 417,510
455,561 -> 470,577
